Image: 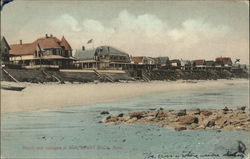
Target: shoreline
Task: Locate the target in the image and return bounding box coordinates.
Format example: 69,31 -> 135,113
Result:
1,79 -> 249,114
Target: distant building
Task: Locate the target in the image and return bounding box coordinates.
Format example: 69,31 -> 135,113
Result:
170,59 -> 181,68
180,59 -> 191,70
154,57 -> 170,68
1,36 -> 11,63
74,45 -> 131,70
215,57 -> 232,68
131,56 -> 156,65
8,34 -> 74,69
192,59 -> 206,70
205,60 -> 215,69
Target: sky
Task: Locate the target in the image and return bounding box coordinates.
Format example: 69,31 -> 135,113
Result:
1,0 -> 249,64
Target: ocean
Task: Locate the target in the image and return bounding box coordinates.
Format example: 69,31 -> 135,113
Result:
1,81 -> 249,159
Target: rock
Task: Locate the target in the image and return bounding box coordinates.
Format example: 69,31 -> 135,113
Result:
215,118 -> 227,125
106,116 -> 119,122
237,106 -> 246,111
118,113 -> 124,117
155,111 -> 168,118
178,115 -> 199,125
175,127 -> 187,131
222,106 -> 229,111
201,111 -> 212,116
100,111 -> 110,115
129,112 -> 143,119
194,108 -> 201,115
206,120 -> 215,127
176,109 -> 187,116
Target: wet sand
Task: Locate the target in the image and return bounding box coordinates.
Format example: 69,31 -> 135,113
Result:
1,79 -> 248,114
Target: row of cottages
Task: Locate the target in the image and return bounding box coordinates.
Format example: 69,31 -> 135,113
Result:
169,57 -> 233,70
74,46 -> 131,70
1,35 -> 74,69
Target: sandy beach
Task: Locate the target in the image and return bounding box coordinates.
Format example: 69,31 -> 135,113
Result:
1,79 -> 248,114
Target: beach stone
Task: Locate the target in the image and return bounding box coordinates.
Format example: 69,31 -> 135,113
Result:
176,110 -> 187,116
222,106 -> 229,111
106,116 -> 119,123
215,118 -> 227,125
156,111 -> 168,118
193,108 -> 201,115
206,120 -> 215,127
201,111 -> 212,116
118,113 -> 124,117
175,127 -> 187,131
100,111 -> 110,115
129,112 -> 143,119
178,115 -> 199,125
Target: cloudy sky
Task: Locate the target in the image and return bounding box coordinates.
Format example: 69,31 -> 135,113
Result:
1,0 -> 249,63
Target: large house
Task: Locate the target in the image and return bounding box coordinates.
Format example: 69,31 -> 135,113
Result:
9,34 -> 74,69
74,45 -> 131,70
1,36 -> 11,63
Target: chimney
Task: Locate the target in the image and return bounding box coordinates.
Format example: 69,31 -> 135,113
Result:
82,46 -> 85,51
50,34 -> 53,37
45,34 -> 48,38
20,40 -> 22,45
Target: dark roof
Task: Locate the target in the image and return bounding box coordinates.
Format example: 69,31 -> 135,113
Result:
74,46 -> 129,60
9,35 -> 72,55
1,36 -> 11,50
205,60 -> 215,66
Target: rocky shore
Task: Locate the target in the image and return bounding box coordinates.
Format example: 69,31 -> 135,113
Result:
103,107 -> 250,131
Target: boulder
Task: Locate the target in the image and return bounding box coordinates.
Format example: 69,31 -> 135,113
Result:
100,111 -> 110,115
118,113 -> 124,117
106,116 -> 119,123
176,110 -> 187,116
129,112 -> 143,119
222,106 -> 229,111
193,108 -> 201,115
206,120 -> 215,127
175,127 -> 187,131
201,111 -> 212,116
156,111 -> 168,118
178,115 -> 199,125
215,118 -> 227,125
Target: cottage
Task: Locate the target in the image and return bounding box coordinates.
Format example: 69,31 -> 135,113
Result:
131,56 -> 156,65
215,57 -> 232,68
192,59 -> 206,70
74,45 -> 131,70
1,36 -> 11,63
205,60 -> 215,69
9,34 -> 74,69
154,57 -> 170,68
170,59 -> 181,68
180,59 -> 191,70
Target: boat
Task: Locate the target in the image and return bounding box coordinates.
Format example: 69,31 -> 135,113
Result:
1,85 -> 25,91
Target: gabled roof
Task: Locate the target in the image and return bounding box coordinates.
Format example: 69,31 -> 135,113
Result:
10,43 -> 36,55
1,36 -> 11,50
60,36 -> 72,51
9,35 -> 72,55
33,37 -> 61,49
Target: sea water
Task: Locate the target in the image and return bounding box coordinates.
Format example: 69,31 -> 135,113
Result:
1,81 -> 249,159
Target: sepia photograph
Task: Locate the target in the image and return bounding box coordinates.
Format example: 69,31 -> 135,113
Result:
0,0 -> 249,159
